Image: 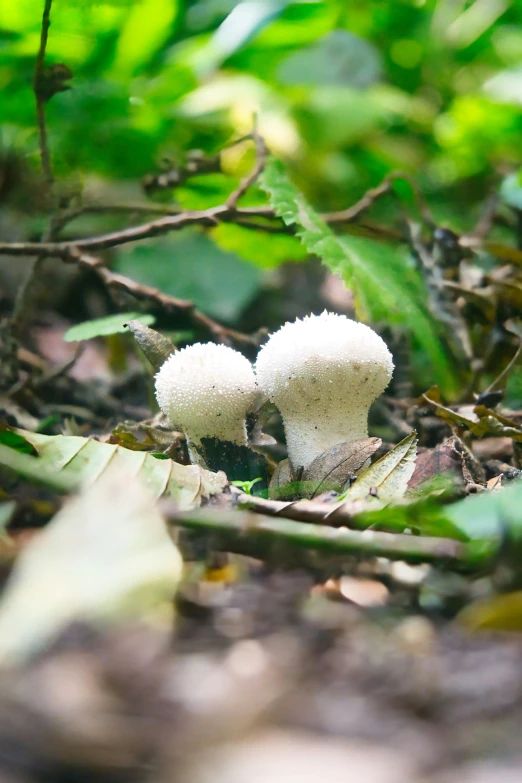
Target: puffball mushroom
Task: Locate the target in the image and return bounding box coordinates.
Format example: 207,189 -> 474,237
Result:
154,343 -> 257,453
255,312 -> 394,471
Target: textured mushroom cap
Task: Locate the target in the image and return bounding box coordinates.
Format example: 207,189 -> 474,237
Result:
155,343 -> 256,446
255,312 -> 394,469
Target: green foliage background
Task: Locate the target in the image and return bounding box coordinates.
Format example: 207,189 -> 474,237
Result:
2,0 -> 522,392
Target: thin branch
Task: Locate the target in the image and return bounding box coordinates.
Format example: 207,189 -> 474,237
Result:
12,0 -> 55,331
226,129 -> 268,209
163,504 -> 483,570
483,340 -> 522,394
62,249 -> 258,346
470,192 -> 499,242
0,208 -> 403,258
235,492 -> 354,527
323,178 -> 394,223
34,0 -> 54,188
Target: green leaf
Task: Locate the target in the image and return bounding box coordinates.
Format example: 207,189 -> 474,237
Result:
343,432 -> 418,502
354,495 -> 469,541
0,429 -> 227,508
64,313 -> 156,342
111,0 -> 179,77
500,170 -> 522,211
0,501 -> 16,536
506,366 -> 522,408
259,158 -> 457,393
0,427 -> 37,455
116,232 -> 263,322
212,223 -> 307,268
277,30 -> 382,88
0,470 -> 183,664
447,480 -> 522,540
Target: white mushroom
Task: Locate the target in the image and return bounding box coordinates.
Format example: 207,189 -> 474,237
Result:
155,343 -> 256,453
255,312 -> 394,471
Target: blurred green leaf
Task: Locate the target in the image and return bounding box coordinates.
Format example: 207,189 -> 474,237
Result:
0,428 -> 37,455
506,367 -> 522,409
260,157 -> 457,392
111,0 -> 179,77
447,480 -> 522,540
278,29 -> 382,87
63,313 -> 155,342
0,501 -> 16,535
500,170 -> 522,211
0,470 -> 183,665
212,223 -> 307,267
116,232 -> 263,322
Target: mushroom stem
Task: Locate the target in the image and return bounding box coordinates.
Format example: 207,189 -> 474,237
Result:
284,409 -> 369,471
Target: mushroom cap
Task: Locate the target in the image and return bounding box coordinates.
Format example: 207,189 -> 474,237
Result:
155,343 -> 256,445
255,312 -> 394,413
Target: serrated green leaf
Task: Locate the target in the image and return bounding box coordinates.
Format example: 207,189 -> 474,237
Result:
343,432 -> 418,502
259,158 -> 457,393
0,429 -> 227,508
64,313 -> 156,342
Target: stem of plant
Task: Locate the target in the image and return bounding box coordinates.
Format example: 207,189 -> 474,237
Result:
12,0 -> 55,331
163,505 -> 491,571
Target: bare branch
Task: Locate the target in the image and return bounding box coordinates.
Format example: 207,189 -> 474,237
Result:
226,129 -> 268,209
164,504 -> 480,569
34,0 -> 54,188
61,249 -> 258,347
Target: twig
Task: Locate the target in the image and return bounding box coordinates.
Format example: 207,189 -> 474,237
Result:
236,492 -> 355,527
11,0 -> 55,331
63,249 -> 258,346
483,341 -> 522,394
164,504 -> 483,569
34,0 -> 54,188
0,205 -> 404,257
469,192 -> 499,242
226,129 -> 268,209
323,178 -> 394,223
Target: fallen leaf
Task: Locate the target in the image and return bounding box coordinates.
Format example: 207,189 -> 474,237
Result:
457,591 -> 522,632
0,428 -> 227,508
343,432 -> 418,502
301,437 -> 382,498
409,435 -> 484,492
0,470 -> 183,664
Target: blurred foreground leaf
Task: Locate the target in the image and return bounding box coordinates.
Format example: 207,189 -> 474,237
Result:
457,591 -> 522,632
447,479 -> 522,540
0,429 -> 227,507
260,159 -> 456,392
64,312 -> 155,342
0,471 -> 183,665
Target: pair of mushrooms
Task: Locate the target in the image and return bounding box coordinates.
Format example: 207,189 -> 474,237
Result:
155,312 -> 394,473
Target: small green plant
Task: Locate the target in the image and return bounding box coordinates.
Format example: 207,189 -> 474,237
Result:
230,477 -> 264,495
